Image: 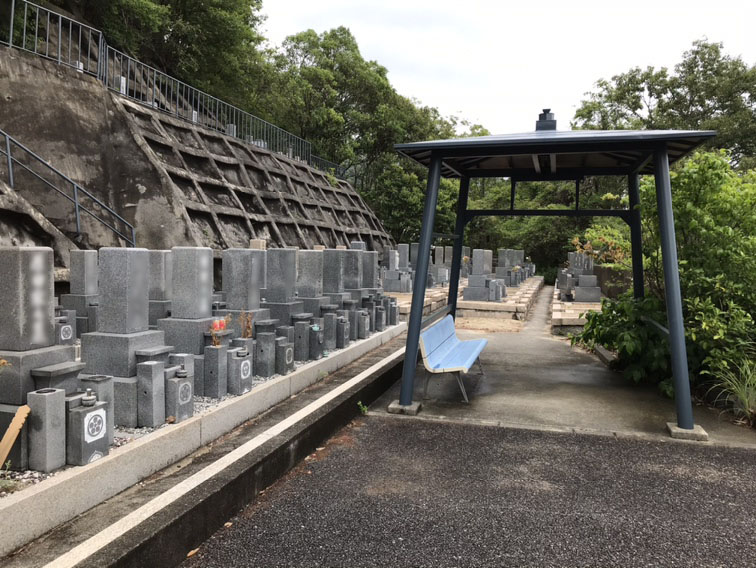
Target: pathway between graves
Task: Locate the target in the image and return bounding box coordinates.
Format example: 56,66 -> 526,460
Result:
377,284 -> 756,445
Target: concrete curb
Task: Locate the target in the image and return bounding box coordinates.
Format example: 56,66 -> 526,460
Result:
70,349 -> 406,567
0,323 -> 406,558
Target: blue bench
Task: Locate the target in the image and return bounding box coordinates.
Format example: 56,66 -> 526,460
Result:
419,315 -> 487,403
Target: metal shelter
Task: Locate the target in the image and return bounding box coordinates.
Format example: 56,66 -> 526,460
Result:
394,109 -> 716,430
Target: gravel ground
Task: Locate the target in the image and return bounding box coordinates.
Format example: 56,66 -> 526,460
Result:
184,416 -> 756,568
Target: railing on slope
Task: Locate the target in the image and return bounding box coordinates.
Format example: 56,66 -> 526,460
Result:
0,128 -> 136,247
0,0 -> 345,177
0,0 -> 103,77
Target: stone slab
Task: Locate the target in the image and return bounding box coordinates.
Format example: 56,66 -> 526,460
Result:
80,330 -> 166,377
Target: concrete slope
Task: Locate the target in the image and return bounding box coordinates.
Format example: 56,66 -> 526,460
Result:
0,46 -> 394,252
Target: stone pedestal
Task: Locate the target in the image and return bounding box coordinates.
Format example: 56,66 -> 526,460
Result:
66,399 -> 109,465
227,348 -> 253,395
203,345 -> 228,399
137,361 -> 165,427
27,388 -> 66,472
255,333 -> 276,378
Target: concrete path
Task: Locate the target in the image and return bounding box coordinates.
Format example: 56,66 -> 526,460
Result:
377,285 -> 756,446
183,415 -> 756,568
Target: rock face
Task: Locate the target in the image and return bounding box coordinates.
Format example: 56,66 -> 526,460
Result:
0,49 -> 393,257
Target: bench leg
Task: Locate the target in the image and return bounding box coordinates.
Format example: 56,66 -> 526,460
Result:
456,371 -> 469,404
423,367 -> 431,400
476,358 -> 486,379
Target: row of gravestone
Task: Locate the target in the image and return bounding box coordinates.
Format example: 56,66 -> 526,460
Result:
0,243 -> 398,473
382,243 -> 474,293
462,248 -> 537,302
557,252 -> 601,302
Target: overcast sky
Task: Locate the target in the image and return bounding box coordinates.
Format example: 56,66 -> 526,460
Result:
261,0 -> 756,135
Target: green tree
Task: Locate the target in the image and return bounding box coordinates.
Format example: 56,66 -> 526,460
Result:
574,40 -> 756,167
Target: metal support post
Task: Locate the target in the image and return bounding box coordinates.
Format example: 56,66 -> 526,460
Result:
510,178 -> 516,210
399,153 -> 443,407
72,183 -> 81,235
448,176 -> 470,317
5,135 -> 14,188
653,145 -> 694,430
8,0 -> 14,48
628,173 -> 645,299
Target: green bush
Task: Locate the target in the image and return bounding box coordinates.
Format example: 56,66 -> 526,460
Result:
573,151 -> 756,406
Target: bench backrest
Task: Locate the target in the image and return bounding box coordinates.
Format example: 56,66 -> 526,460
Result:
419,315 -> 460,368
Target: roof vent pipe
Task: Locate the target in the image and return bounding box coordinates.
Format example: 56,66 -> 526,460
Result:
536,109 -> 556,131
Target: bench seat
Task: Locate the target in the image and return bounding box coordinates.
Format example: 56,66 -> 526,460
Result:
419,315 -> 487,402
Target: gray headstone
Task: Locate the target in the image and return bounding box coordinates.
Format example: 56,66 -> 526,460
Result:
70,250 -> 98,296
410,243 -> 419,266
0,247 -> 55,351
265,248 -> 297,303
171,247 -> 213,319
361,251 -> 379,289
323,249 -> 345,293
148,250 -> 172,301
472,249 -> 493,275
350,241 -> 366,250
387,250 -> 399,271
98,248 -> 149,334
296,250 -> 324,298
397,244 -> 410,269
343,250 -> 363,290
222,248 -> 265,310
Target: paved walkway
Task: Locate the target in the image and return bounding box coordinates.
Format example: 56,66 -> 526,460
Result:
376,285 -> 756,446
182,286 -> 756,567
184,416 -> 756,567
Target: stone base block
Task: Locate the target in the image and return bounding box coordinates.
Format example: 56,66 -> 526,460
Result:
81,330 -> 166,378
157,317 -> 216,356
574,287 -> 602,302
0,345 -> 76,405
387,400 -> 422,415
463,287 -> 490,301
666,422 -> 709,441
260,301 -> 304,328
325,292 -> 353,309
298,297 -> 330,318
148,300 -> 172,327
60,294 -> 98,317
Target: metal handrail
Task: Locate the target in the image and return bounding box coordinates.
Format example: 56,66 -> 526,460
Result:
0,128 -> 136,246
1,0 -> 103,77
1,0 -> 345,177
